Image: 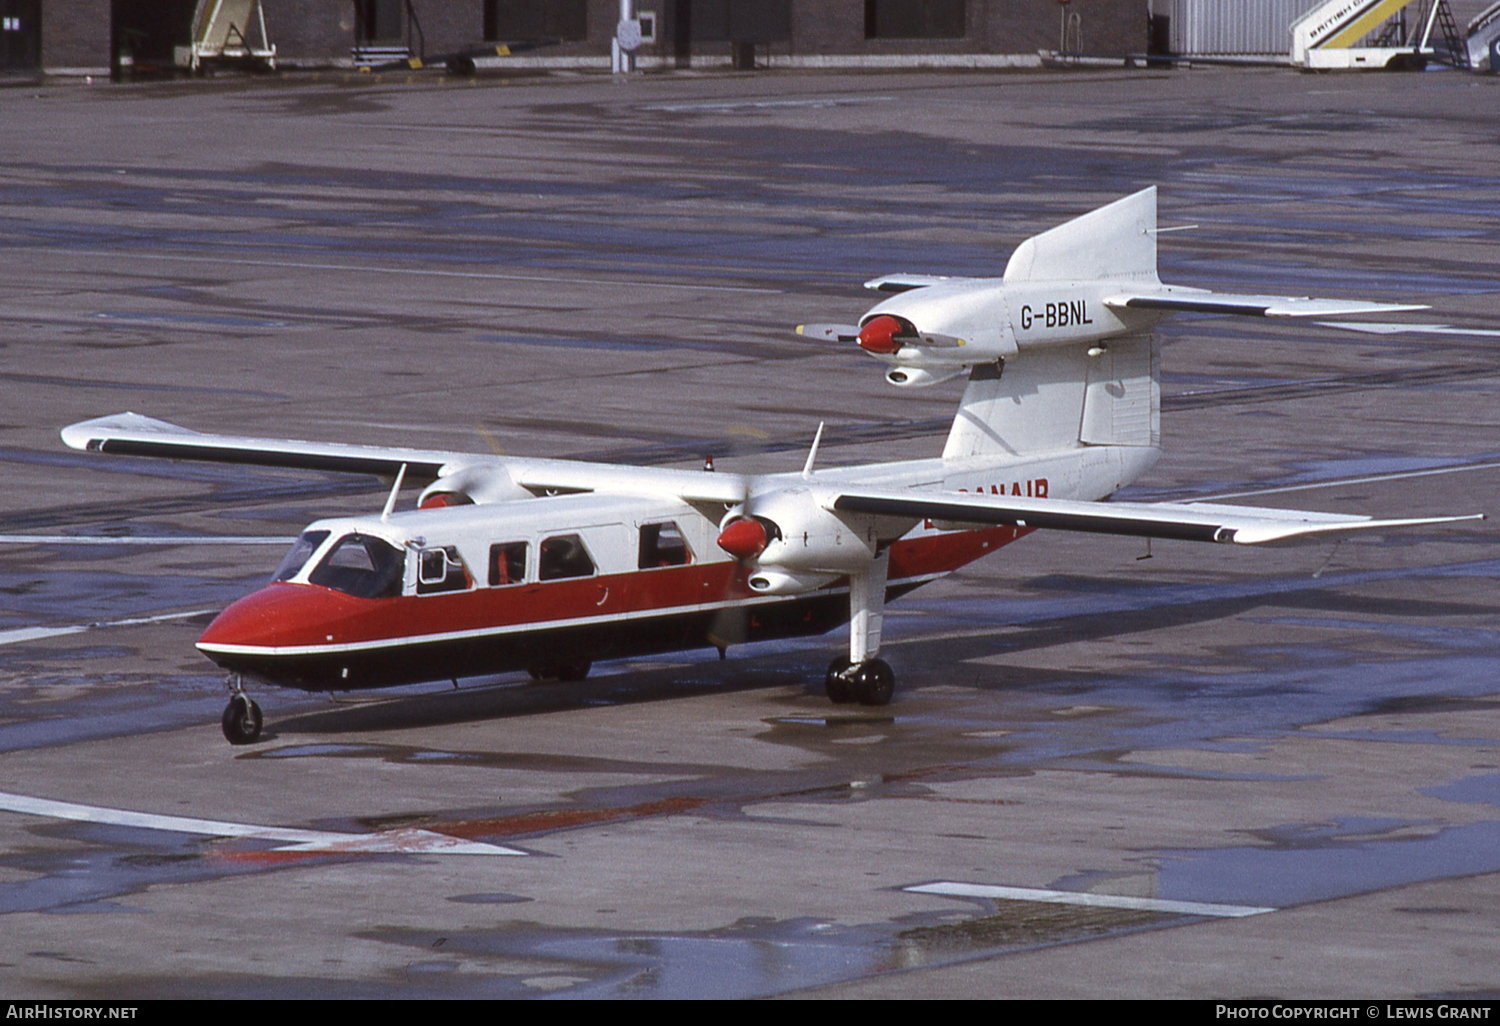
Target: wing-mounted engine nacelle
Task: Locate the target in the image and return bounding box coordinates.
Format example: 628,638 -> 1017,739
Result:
883,366 -> 967,389
746,569 -> 837,595
417,463 -> 532,508
716,487 -> 877,577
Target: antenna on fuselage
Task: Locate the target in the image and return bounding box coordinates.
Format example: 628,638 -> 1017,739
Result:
381,464 -> 409,522
802,422 -> 825,479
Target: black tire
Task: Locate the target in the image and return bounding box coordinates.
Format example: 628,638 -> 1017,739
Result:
825,655 -> 855,704
851,659 -> 895,707
221,695 -> 264,745
528,661 -> 592,683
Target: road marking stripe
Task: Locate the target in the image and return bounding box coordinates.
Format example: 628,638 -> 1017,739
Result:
0,790 -> 524,856
0,535 -> 290,545
1203,459 -> 1500,502
1318,320 -> 1500,338
905,881 -> 1274,918
23,248 -> 781,295
0,609 -> 216,647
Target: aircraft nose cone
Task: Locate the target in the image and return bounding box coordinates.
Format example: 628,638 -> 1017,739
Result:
857,315 -> 904,355
197,582 -> 357,654
716,517 -> 769,560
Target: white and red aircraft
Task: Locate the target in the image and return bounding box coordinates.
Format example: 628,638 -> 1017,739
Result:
61,188 -> 1480,744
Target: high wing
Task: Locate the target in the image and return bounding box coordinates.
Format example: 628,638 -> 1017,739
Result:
1105,287 -> 1428,319
60,412 -> 750,506
831,488 -> 1481,546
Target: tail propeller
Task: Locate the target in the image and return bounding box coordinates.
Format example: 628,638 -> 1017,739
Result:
796,317 -> 967,355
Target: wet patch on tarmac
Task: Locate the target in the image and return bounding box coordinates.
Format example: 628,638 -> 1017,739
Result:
1154,819 -> 1500,910
351,902 -> 1179,1000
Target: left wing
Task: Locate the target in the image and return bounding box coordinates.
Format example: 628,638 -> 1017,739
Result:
61,412 -> 750,506
831,488 -> 1481,545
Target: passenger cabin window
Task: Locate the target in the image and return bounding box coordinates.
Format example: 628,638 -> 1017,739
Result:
308,534 -> 404,599
488,541 -> 528,587
273,530 -> 330,582
416,546 -> 472,595
638,521 -> 692,569
538,533 -> 595,581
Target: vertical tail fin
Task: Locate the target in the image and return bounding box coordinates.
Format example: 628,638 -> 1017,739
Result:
1003,186 -> 1159,284
945,188 -> 1162,460
941,334 -> 1159,459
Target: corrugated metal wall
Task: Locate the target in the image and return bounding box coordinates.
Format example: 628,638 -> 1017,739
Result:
1167,0 -> 1315,55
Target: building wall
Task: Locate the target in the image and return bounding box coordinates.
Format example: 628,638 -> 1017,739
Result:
36,0 -> 1147,76
261,0 -> 349,65
41,0 -> 108,73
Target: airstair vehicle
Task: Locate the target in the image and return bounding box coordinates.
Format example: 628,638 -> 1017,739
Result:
1291,0 -> 1467,68
173,0 -> 276,73
1467,1 -> 1500,68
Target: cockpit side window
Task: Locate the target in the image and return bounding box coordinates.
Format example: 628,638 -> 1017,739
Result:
273,530 -> 330,582
308,533 -> 404,599
416,546 -> 473,595
638,521 -> 692,569
538,533 -> 596,581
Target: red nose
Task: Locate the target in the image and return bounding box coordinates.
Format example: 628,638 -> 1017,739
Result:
197,582 -> 367,653
716,517 -> 769,560
857,315 -> 904,355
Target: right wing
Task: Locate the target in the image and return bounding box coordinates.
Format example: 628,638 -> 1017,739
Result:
831,487 -> 1482,546
1105,287 -> 1428,319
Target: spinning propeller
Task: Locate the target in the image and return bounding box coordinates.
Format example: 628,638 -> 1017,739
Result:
796,315 -> 967,355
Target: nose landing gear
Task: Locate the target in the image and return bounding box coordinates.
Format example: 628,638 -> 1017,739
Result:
221,675 -> 263,745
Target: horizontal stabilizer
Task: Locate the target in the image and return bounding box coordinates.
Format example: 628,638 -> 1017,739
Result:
1107,290 -> 1427,319
832,488 -> 1481,545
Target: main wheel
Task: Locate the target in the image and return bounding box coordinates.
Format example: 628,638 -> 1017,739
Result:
221,694 -> 264,745
849,659 -> 894,707
528,661 -> 592,683
825,656 -> 855,704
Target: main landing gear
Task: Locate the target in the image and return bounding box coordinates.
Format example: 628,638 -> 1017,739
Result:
824,550 -> 895,707
526,660 -> 592,683
824,655 -> 894,706
221,674 -> 263,745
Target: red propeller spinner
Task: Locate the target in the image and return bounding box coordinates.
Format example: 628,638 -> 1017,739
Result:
716,517 -> 769,560
856,315 -> 904,355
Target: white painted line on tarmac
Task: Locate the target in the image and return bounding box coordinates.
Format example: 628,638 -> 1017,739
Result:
1318,321 -> 1500,339
906,881 -> 1274,918
1202,460 -> 1500,502
0,608 -> 216,647
0,790 -> 524,856
31,248 -> 782,295
0,535 -> 290,545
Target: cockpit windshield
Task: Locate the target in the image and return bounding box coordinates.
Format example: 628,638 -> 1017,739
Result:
308,533 -> 405,599
272,530 -> 330,583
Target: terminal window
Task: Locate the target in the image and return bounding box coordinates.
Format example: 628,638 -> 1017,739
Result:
865,0 -> 966,39
486,0 -> 588,42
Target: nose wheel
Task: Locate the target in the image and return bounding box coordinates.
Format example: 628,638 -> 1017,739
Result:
221,676 -> 264,745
